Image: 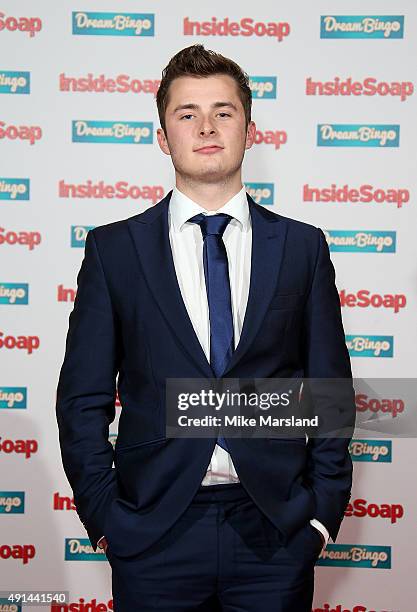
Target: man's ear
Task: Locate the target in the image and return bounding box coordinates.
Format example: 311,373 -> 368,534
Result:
157,127 -> 171,156
245,120 -> 257,150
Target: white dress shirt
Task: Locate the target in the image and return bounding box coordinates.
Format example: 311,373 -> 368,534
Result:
97,185 -> 329,550
168,185 -> 329,548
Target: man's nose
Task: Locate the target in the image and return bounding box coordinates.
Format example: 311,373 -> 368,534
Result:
199,119 -> 217,137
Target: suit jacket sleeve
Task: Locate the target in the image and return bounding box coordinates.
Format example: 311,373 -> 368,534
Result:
55,229 -> 121,551
302,228 -> 356,543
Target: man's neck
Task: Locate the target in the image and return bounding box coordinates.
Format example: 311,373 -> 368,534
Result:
175,175 -> 243,211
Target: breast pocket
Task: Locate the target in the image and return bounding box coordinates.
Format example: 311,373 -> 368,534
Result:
269,292 -> 305,310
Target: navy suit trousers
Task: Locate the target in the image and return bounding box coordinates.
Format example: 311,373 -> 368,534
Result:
105,482 -> 323,611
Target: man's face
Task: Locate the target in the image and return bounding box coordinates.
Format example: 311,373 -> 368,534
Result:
157,74 -> 256,184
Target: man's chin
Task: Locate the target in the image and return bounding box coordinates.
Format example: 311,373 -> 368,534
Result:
178,166 -> 235,185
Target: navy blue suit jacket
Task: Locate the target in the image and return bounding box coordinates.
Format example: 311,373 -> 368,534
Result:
56,191 -> 355,557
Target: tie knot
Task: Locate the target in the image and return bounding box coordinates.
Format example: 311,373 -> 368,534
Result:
188,213 -> 232,239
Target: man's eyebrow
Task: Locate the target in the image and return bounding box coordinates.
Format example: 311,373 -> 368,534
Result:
172,101 -> 238,113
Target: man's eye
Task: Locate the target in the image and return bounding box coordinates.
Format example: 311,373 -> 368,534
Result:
218,113 -> 231,118
180,114 -> 194,120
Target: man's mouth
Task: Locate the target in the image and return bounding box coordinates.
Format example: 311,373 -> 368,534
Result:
194,145 -> 223,154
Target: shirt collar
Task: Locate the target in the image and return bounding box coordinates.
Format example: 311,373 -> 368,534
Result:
169,185 -> 250,232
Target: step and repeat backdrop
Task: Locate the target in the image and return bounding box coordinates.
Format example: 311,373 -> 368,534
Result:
1,1 -> 416,611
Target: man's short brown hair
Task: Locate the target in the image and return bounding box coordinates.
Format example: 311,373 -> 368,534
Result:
156,44 -> 252,134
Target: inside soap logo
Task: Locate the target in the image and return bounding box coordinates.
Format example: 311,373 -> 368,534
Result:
0,178 -> 30,200
317,124 -> 399,147
345,498 -> 404,524
245,183 -> 274,205
72,120 -> 153,144
324,230 -> 396,253
321,16 -> 404,39
314,606 -> 397,612
0,71 -> 30,94
0,122 -> 42,145
249,77 -> 277,99
317,544 -> 391,569
59,72 -> 160,95
0,283 -> 29,305
346,335 -> 393,358
59,179 -> 164,204
340,290 -> 406,313
72,12 -> 154,36
65,538 -> 106,560
349,439 -> 392,462
0,228 -> 41,250
71,225 -> 95,248
52,599 -> 112,612
303,183 -> 409,208
356,392 -> 404,418
0,387 -> 27,409
184,17 -> 290,42
0,12 -> 42,37
0,491 -> 25,513
306,76 -> 413,102
254,129 -> 287,149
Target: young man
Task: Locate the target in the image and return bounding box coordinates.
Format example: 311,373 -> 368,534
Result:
56,45 -> 355,611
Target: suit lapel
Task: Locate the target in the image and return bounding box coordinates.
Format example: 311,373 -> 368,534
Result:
127,191 -> 288,378
128,192 -> 215,378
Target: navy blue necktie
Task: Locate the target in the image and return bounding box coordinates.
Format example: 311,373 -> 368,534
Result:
188,213 -> 234,451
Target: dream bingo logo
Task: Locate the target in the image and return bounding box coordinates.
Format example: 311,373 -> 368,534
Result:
0,491 -> 25,513
346,335 -> 394,358
71,225 -> 95,247
249,77 -> 277,99
245,183 -> 274,205
320,15 -> 404,39
65,538 -> 107,561
317,124 -> 400,147
349,440 -> 392,462
306,77 -> 413,101
0,600 -> 21,612
339,290 -> 406,313
59,72 -> 160,95
183,17 -> 290,42
317,544 -> 391,569
72,12 -> 154,36
0,283 -> 29,305
72,120 -> 153,144
0,12 -> 42,37
0,178 -> 30,200
0,387 -> 27,409
0,71 -> 30,94
303,184 -> 409,208
59,180 -> 164,204
324,230 -> 396,253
